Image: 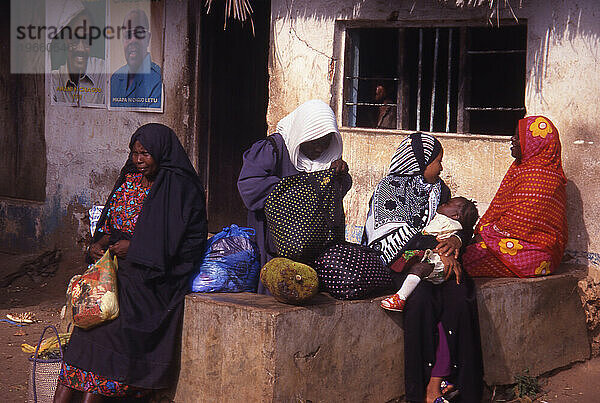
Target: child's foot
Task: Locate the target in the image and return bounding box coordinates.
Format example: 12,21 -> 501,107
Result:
380,294 -> 406,311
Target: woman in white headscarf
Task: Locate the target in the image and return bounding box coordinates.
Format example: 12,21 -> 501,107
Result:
237,100 -> 352,292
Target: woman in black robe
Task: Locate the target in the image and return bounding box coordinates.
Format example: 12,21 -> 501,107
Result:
54,123 -> 207,402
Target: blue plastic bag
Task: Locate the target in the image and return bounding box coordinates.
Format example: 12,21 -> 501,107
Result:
191,225 -> 260,293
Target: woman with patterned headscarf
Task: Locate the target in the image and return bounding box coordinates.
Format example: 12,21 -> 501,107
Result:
364,132 -> 482,403
464,115 -> 567,277
363,132 -> 455,265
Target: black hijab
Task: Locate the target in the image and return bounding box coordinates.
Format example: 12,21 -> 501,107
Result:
94,123 -> 207,276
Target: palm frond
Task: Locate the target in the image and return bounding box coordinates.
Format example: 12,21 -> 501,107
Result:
442,0 -> 524,25
205,0 -> 255,33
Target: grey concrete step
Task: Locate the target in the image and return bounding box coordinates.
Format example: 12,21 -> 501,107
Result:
174,272 -> 589,402
475,273 -> 590,385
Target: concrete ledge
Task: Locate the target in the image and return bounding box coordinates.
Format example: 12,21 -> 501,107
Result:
174,293 -> 405,403
174,273 -> 590,402
475,273 -> 590,385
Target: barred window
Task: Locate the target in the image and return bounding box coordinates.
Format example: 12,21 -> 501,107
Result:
343,23 -> 526,135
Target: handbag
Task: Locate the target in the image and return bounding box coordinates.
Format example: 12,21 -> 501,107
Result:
27,325 -> 64,403
67,249 -> 119,329
264,168 -> 345,264
313,242 -> 394,300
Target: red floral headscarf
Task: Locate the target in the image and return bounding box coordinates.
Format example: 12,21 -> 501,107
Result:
475,115 -> 567,277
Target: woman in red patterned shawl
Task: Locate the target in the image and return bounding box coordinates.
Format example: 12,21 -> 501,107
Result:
463,115 -> 567,277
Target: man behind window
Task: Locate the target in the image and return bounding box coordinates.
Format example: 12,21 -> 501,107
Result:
373,84 -> 396,129
110,9 -> 162,109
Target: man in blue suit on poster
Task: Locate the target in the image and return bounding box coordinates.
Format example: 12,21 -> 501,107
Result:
110,9 -> 162,109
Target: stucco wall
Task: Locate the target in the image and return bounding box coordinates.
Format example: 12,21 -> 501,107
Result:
267,0 -> 600,272
0,2 -> 193,253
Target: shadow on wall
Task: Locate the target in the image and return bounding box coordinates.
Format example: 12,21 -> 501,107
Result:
564,179 -> 591,264
269,0 -> 498,120
527,2 -> 600,99
269,0 -> 600,114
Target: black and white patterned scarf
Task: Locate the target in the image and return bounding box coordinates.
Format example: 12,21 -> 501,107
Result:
363,133 -> 443,265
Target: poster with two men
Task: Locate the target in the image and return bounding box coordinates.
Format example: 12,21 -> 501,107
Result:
47,0 -> 164,111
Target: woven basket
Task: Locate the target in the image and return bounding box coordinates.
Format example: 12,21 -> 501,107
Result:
27,325 -> 63,403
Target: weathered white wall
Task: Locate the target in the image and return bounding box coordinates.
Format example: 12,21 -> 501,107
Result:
267,0 -> 600,272
522,1 -> 600,273
0,2 -> 193,252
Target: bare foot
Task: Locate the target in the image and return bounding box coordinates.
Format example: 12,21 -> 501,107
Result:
425,376 -> 442,403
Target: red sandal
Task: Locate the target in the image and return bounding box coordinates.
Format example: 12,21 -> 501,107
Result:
380,294 -> 406,312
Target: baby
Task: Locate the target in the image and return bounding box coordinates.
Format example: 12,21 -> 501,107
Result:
380,197 -> 478,312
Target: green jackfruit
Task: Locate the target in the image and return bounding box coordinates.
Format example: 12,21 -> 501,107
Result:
260,258 -> 319,305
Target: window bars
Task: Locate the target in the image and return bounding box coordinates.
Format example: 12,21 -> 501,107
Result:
344,24 -> 527,135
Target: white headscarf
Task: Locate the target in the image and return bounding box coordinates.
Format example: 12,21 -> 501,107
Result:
276,99 -> 343,172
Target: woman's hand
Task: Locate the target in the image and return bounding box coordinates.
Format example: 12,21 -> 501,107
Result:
88,234 -> 110,261
330,159 -> 349,175
109,240 -> 130,259
434,235 -> 462,258
440,254 -> 462,284
88,242 -> 107,261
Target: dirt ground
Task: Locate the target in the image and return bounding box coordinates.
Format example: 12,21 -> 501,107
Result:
0,249 -> 82,402
1,249 -> 600,403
